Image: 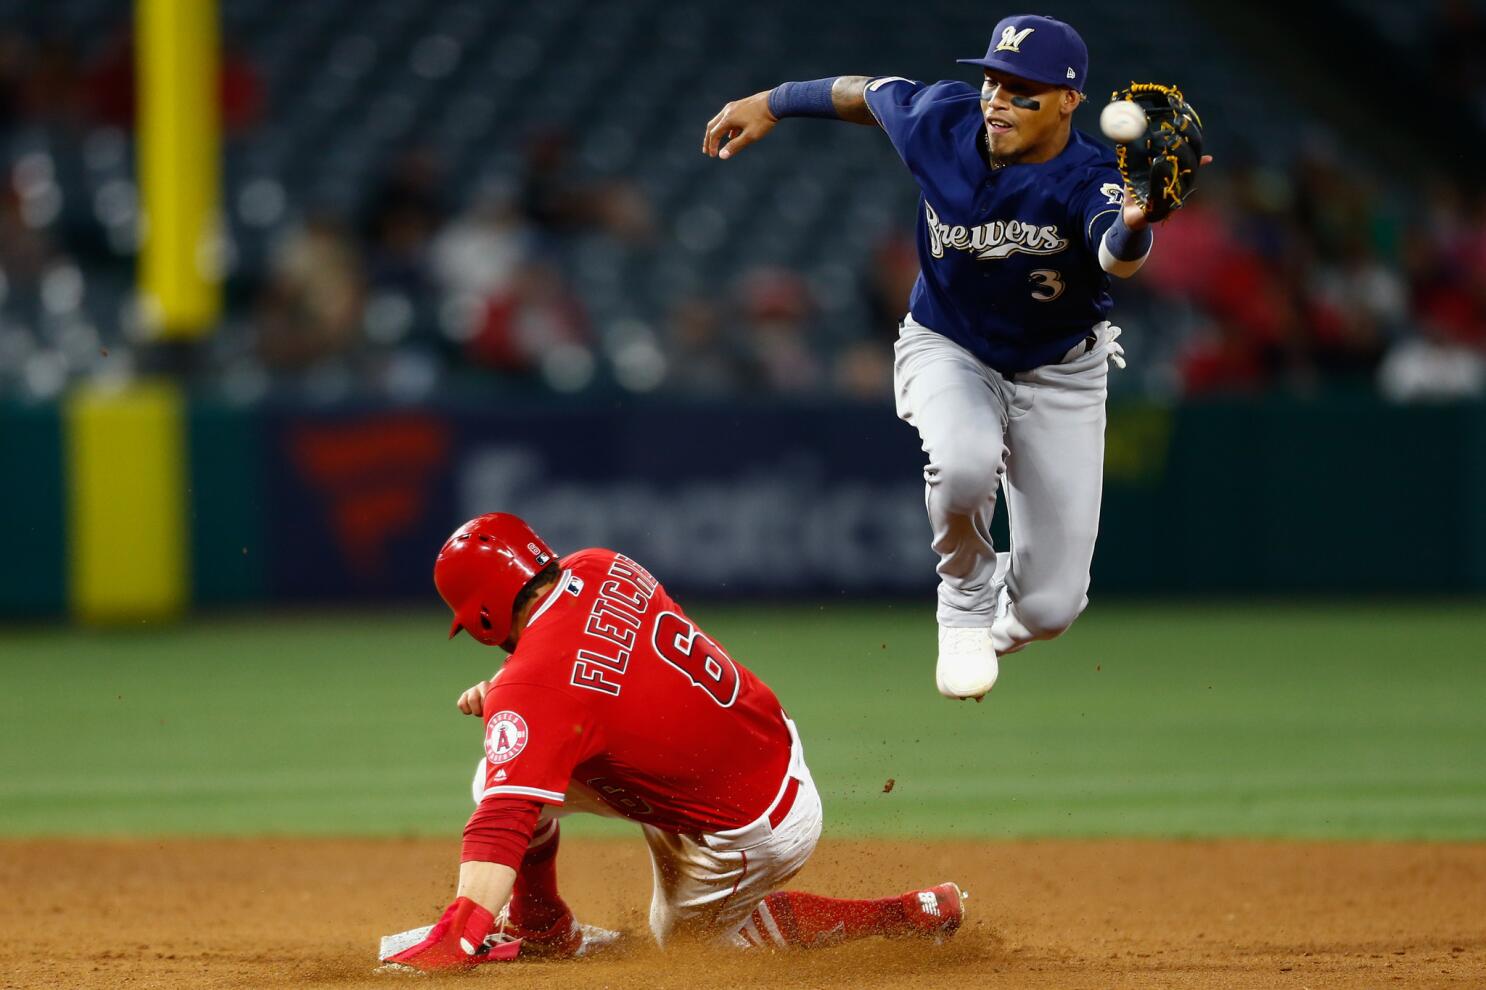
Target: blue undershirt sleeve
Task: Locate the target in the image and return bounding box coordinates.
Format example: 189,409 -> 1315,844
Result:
767,78 -> 839,119
1104,219 -> 1153,261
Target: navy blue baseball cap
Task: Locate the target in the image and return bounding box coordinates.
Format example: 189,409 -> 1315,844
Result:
957,14 -> 1088,93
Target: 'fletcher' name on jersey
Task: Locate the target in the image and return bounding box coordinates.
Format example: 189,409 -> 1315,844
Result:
924,201 -> 1068,261
570,554 -> 659,697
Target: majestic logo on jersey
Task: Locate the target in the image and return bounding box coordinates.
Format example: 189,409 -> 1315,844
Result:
995,26 -> 1035,52
484,711 -> 529,765
924,202 -> 1069,261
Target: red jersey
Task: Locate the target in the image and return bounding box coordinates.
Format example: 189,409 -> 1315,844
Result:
474,549 -> 793,834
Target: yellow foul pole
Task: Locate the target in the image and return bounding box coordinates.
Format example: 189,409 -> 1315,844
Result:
66,0 -> 223,622
137,0 -> 222,337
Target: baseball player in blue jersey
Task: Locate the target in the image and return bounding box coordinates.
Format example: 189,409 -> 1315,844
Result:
704,15 -> 1210,700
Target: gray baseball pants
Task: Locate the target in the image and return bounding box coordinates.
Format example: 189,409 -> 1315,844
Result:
893,316 -> 1111,655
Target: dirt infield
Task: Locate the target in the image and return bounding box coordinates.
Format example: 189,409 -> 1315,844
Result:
2,837 -> 1482,989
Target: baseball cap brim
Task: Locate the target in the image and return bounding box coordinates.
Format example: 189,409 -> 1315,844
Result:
956,56 -> 1070,91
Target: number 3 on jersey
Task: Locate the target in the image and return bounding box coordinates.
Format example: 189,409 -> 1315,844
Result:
1028,269 -> 1064,301
652,611 -> 740,707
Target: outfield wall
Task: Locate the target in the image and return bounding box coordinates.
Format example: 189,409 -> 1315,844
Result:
3,394 -> 1484,617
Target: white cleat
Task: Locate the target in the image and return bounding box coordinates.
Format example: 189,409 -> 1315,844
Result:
936,626 -> 999,700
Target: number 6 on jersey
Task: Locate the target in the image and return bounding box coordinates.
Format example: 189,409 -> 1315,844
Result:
652,611 -> 741,707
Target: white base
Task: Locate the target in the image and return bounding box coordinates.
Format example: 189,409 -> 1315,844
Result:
378,925 -> 434,963
375,921 -> 625,968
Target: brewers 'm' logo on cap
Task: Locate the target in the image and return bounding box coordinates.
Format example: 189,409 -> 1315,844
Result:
958,15 -> 1087,93
484,710 -> 530,765
995,25 -> 1034,53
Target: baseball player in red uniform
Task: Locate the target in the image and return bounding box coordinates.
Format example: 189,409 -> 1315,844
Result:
381,513 -> 966,971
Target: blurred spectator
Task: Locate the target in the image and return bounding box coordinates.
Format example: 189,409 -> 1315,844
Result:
1407,182 -> 1486,349
0,180 -> 55,288
1380,176 -> 1486,401
0,31 -> 26,128
430,190 -> 599,387
83,32 -> 263,133
842,233 -> 909,398
1143,196 -> 1294,394
0,5 -> 1482,405
254,214 -> 364,370
1305,235 -> 1399,378
833,340 -> 893,400
362,149 -> 446,295
7,36 -> 86,129
520,129 -> 654,244
1176,319 -> 1270,396
662,296 -> 749,396
733,267 -> 821,394
430,187 -> 530,304
1378,322 -> 1486,402
865,231 -> 919,338
465,259 -> 590,379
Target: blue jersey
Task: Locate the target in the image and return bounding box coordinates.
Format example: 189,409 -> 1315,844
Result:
864,78 -> 1126,374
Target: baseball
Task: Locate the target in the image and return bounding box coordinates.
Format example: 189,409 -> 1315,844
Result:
1100,100 -> 1147,143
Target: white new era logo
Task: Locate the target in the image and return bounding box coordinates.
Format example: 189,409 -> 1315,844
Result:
1067,66 -> 1076,79
917,891 -> 941,916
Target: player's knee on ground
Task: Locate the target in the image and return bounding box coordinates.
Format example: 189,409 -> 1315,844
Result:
927,450 -> 1002,517
647,899 -> 715,948
1011,588 -> 1088,641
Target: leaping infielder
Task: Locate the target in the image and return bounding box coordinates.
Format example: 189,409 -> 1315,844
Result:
704,14 -> 1207,699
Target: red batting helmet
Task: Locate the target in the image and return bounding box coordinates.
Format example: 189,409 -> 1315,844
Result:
434,513 -> 556,647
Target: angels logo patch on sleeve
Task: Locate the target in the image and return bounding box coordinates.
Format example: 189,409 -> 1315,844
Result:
484,711 -> 530,765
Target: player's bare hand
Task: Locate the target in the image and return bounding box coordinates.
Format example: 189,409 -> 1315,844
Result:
703,91 -> 777,160
457,680 -> 491,717
1122,153 -> 1213,229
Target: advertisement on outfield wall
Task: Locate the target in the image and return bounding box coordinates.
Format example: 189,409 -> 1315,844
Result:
261,404 -> 939,601
9,396 -> 1478,616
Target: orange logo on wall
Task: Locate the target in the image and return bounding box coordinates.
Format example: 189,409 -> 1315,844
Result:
290,416 -> 451,577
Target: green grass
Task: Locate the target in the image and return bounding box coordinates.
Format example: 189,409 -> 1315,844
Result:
1,601 -> 1483,839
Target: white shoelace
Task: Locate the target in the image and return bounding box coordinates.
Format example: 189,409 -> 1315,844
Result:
941,626 -> 992,652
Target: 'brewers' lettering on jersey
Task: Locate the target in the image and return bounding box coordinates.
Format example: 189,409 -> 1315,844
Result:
864,78 -> 1124,374
923,202 -> 1069,260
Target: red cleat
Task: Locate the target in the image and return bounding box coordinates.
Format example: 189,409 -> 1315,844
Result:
898,882 -> 966,942
500,911 -> 626,959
